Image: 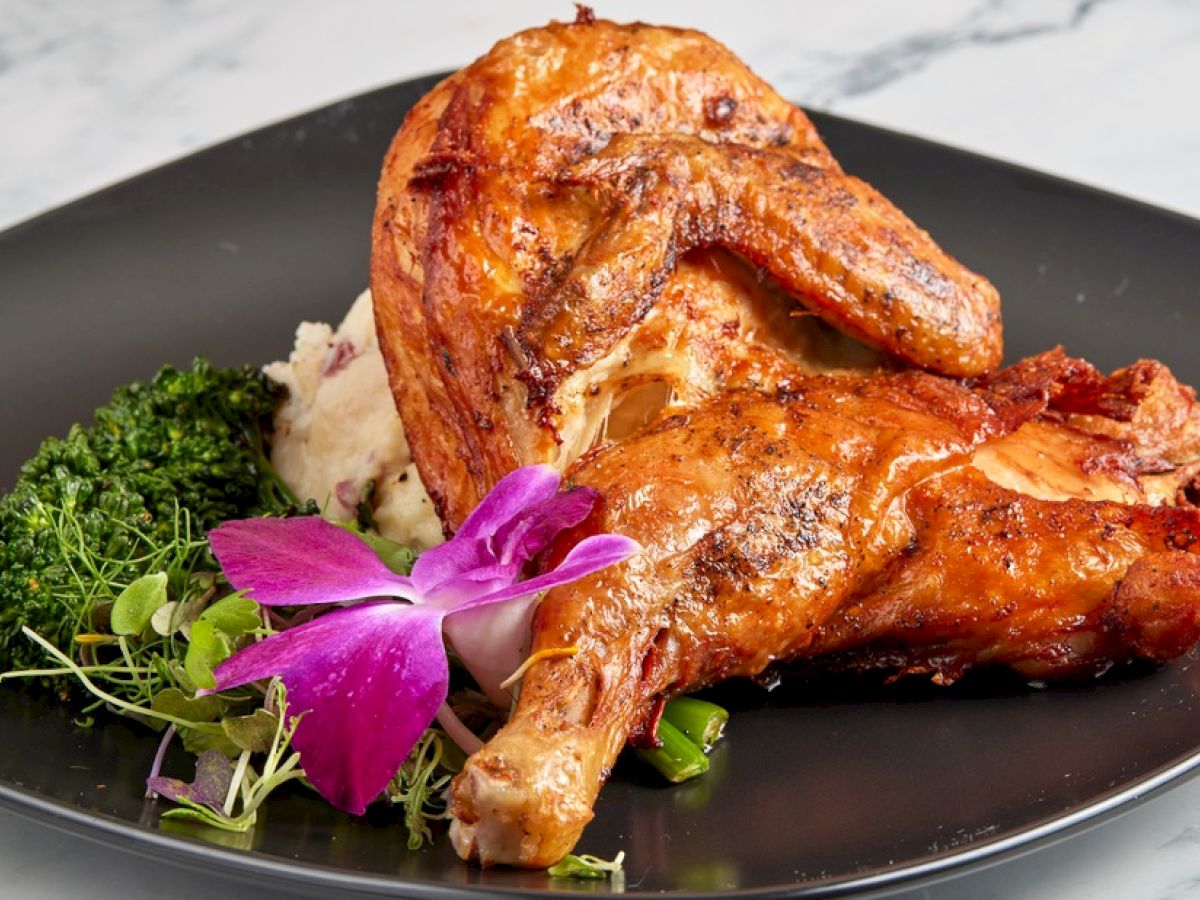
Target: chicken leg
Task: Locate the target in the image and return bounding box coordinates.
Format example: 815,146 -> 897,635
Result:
448,357 -> 1200,866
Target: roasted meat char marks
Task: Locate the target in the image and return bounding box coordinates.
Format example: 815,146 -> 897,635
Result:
516,134 -> 1002,409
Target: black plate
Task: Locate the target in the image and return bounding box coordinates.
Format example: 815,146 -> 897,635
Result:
2,75 -> 1200,898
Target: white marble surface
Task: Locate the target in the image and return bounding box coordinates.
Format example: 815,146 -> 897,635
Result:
2,0 -> 1200,230
2,1 -> 1200,898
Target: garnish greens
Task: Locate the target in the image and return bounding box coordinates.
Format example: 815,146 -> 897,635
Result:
0,360 -> 305,677
0,360 -> 457,847
0,360 -> 726,858
548,851 -> 626,884
149,682 -> 307,831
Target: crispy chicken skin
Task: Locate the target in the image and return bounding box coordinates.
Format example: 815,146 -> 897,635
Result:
449,370 -> 1003,866
370,14 -> 1200,868
447,353 -> 1200,866
518,133 -> 1000,400
371,14 -> 1000,529
808,469 -> 1200,681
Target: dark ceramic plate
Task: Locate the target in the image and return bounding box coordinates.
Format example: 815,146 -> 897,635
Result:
2,75 -> 1200,898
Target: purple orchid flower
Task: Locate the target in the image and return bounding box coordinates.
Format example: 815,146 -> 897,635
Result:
203,464 -> 638,816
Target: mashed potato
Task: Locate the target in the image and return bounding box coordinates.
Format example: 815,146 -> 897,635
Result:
264,290 -> 444,550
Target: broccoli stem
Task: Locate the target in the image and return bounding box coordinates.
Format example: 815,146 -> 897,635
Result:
254,449 -> 302,511
661,696 -> 728,751
635,718 -> 709,783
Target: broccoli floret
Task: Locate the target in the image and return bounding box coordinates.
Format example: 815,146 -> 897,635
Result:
0,359 -> 311,676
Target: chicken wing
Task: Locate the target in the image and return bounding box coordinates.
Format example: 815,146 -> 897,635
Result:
515,133 -> 1000,407
371,13 -> 1000,529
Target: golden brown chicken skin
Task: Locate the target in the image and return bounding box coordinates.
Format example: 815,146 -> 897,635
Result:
371,14 -> 1001,529
516,133 -> 1000,402
806,354 -> 1200,681
808,468 -> 1200,682
448,353 -> 1200,867
370,13 -> 1200,870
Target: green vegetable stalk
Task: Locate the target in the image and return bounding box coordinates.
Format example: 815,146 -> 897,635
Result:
661,696 -> 729,751
636,718 -> 710,783
635,696 -> 729,784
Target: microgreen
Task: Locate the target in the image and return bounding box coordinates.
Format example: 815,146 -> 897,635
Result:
386,729 -> 456,850
150,683 -> 307,832
150,688 -> 224,726
221,708 -> 280,753
548,851 -> 626,883
183,619 -> 232,691
110,573 -> 169,636
147,749 -> 235,815
197,594 -> 261,639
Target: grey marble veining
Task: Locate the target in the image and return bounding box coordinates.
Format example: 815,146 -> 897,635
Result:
771,0 -> 1117,106
2,2 -> 1200,899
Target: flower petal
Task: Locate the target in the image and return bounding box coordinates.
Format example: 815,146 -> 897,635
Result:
210,517 -> 417,607
443,534 -> 638,706
409,533 -> 502,599
419,561 -> 521,610
408,465 -> 566,598
454,464 -> 561,543
493,486 -> 598,567
210,601 -> 447,815
409,468 -> 600,605
443,595 -> 540,708
453,534 -> 641,613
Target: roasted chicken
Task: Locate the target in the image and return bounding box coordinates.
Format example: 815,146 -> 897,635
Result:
371,14 -> 1000,529
369,13 -> 1200,868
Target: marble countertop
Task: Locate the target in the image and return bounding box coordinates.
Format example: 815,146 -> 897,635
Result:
4,0 -> 1199,230
2,1 -> 1199,898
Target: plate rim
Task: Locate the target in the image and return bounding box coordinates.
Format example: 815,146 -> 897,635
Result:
2,73 -> 1200,897
4,750 -> 1200,899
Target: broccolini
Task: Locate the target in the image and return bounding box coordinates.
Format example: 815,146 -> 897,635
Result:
0,359 -> 307,676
